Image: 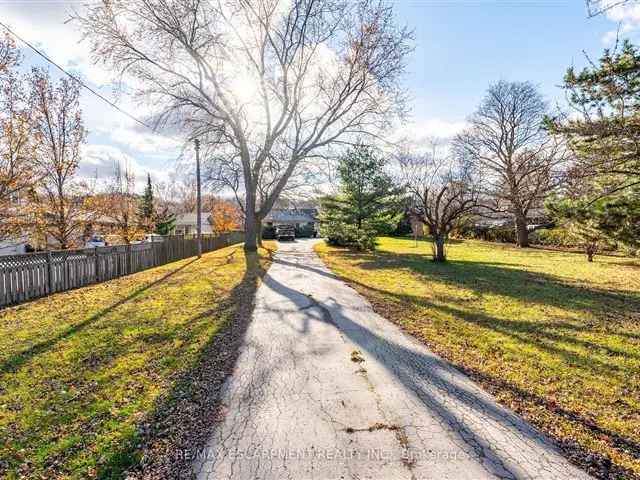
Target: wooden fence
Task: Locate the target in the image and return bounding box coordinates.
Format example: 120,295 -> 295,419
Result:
0,231 -> 244,309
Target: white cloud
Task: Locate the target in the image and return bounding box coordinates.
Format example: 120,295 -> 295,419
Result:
601,0 -> 640,43
392,118 -> 467,145
107,125 -> 183,154
80,144 -> 169,191
0,2 -> 113,86
603,0 -> 640,23
412,118 -> 468,139
0,3 -> 184,184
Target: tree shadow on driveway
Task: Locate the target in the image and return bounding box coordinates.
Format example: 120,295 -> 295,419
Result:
311,248 -> 640,479
98,250 -> 273,479
260,272 -> 593,480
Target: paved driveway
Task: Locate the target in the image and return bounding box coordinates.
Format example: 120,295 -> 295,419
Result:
193,239 -> 591,480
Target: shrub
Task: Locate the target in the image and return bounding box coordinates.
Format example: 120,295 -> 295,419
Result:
535,227 -> 577,247
393,212 -> 414,236
485,225 -> 516,243
449,217 -> 475,239
321,221 -> 377,251
535,226 -> 619,253
455,223 -> 516,243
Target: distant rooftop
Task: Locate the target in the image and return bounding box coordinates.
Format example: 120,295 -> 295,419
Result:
264,208 -> 318,223
175,212 -> 212,225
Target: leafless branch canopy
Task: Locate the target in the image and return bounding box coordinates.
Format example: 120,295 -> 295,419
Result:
396,139 -> 479,260
78,0 -> 413,247
452,81 -> 567,246
585,0 -> 635,17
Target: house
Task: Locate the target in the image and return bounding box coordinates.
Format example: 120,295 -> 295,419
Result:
175,212 -> 214,235
0,236 -> 29,256
0,192 -> 30,255
263,208 -> 319,236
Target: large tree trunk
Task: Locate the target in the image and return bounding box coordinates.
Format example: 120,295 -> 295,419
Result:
514,214 -> 529,248
432,234 -> 447,262
257,222 -> 263,247
244,202 -> 258,252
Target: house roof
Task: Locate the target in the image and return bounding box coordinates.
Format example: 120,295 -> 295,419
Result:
264,209 -> 318,223
175,212 -> 212,225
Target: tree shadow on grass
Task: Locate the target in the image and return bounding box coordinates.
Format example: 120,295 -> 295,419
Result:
610,260 -> 640,269
456,363 -> 640,462
313,250 -> 640,477
328,260 -> 640,387
0,259 -> 198,375
263,271 -> 636,480
329,248 -> 640,325
260,274 -> 599,478
97,250 -> 271,479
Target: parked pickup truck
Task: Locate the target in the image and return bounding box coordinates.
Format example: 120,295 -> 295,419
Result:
275,224 -> 295,241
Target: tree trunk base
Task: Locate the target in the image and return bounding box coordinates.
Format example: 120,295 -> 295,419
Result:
515,217 -> 529,248
244,242 -> 258,252
432,237 -> 447,262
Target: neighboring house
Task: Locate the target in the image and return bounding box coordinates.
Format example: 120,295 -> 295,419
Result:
175,212 -> 214,235
0,192 -> 30,255
0,212 -> 132,255
263,208 -> 318,235
0,237 -> 29,256
472,208 -> 551,231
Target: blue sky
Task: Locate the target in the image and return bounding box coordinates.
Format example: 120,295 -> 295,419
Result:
0,0 -> 634,187
393,0 -> 616,127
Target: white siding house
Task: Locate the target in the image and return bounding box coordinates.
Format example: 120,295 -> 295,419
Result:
175,212 -> 214,235
0,237 -> 28,256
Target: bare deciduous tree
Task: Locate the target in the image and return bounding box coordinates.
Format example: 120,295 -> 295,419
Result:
453,81 -> 565,247
397,141 -> 479,262
78,0 -> 412,250
0,35 -> 37,241
204,144 -> 323,244
157,172 -> 199,215
29,69 -> 88,249
95,161 -> 143,244
585,0 -> 636,17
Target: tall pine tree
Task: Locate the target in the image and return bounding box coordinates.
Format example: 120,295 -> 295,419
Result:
138,173 -> 155,232
546,40 -> 640,257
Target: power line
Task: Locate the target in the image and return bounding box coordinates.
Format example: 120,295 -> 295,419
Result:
0,20 -> 155,131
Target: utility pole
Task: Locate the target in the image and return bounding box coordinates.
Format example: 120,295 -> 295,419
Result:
195,138 -> 202,259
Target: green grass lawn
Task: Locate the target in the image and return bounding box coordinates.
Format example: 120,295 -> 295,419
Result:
0,243 -> 273,479
316,237 -> 640,478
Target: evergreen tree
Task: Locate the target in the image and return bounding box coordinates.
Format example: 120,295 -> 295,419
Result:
154,208 -> 176,235
547,40 -> 640,198
320,145 -> 401,250
546,41 -> 640,259
547,188 -> 640,261
138,173 -> 155,231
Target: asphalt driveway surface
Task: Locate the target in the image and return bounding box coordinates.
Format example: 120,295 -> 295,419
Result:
193,239 -> 591,480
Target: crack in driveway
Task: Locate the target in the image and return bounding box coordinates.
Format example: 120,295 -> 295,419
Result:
193,239 -> 593,480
